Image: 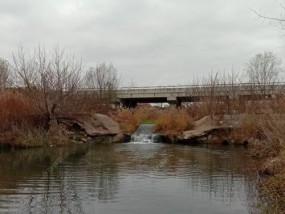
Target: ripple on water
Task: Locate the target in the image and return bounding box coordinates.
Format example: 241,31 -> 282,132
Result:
0,143 -> 257,214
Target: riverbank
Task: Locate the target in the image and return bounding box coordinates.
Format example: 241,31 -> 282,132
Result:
0,111 -> 130,149
0,93 -> 284,212
180,115 -> 285,213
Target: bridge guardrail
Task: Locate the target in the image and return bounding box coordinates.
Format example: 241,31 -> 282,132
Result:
117,82 -> 285,90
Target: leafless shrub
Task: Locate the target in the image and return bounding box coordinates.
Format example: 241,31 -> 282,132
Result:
85,63 -> 119,107
0,58 -> 12,91
12,45 -> 83,124
246,52 -> 282,97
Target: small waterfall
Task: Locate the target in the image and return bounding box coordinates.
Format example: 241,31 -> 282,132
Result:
131,124 -> 161,143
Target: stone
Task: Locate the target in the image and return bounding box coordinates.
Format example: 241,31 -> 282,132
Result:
178,115 -> 233,144
58,113 -> 121,137
111,133 -> 130,143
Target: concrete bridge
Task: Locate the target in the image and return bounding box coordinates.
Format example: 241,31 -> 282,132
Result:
117,83 -> 285,107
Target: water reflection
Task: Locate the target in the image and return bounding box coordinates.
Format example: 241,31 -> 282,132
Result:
0,143 -> 257,214
114,144 -> 257,211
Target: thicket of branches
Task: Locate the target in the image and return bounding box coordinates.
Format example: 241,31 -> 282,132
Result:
0,58 -> 11,91
12,45 -> 83,123
0,45 -> 120,132
84,63 -> 119,108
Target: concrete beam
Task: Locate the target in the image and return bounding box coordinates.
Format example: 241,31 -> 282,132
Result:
114,83 -> 285,107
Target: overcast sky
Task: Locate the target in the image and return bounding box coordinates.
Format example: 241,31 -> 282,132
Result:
1,0 -> 285,86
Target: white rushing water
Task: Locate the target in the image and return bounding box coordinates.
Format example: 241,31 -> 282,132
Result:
130,124 -> 160,143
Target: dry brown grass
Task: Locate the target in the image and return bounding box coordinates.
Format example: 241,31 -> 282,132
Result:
12,126 -> 48,148
243,112 -> 285,213
0,91 -> 43,131
112,106 -> 159,133
61,92 -> 114,114
112,106 -> 194,135
258,162 -> 285,213
266,97 -> 285,116
0,91 -> 50,147
231,115 -> 265,143
154,108 -> 194,137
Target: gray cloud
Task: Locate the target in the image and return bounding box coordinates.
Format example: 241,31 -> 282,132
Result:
1,0 -> 285,86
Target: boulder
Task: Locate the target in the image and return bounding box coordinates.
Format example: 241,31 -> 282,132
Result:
58,113 -> 121,137
111,133 -> 131,143
178,115 -> 233,143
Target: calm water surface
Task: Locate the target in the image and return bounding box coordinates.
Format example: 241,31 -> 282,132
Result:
0,143 -> 257,214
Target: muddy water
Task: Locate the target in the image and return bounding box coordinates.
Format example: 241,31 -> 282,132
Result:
0,143 -> 257,213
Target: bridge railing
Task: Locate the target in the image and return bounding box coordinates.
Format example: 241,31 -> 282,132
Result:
80,82 -> 285,90
118,82 -> 285,90
80,83 -> 285,96
116,83 -> 285,95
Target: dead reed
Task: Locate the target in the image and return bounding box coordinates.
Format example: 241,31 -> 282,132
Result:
0,91 -> 41,131
154,108 -> 194,137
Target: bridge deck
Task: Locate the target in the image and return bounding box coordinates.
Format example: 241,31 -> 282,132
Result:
80,83 -> 285,107
116,83 -> 285,107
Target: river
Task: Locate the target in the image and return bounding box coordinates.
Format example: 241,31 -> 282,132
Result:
0,143 -> 257,214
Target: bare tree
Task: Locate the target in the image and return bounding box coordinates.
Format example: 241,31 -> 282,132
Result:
246,52 -> 282,96
220,67 -> 244,114
13,45 -> 83,124
0,58 -> 11,91
85,63 -> 119,105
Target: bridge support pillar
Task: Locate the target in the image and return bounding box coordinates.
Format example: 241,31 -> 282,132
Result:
169,103 -> 176,108
176,98 -> 182,108
168,99 -> 181,108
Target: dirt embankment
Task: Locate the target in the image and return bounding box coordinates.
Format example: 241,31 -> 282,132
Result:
56,113 -> 130,144
0,113 -> 130,149
171,115 -> 248,145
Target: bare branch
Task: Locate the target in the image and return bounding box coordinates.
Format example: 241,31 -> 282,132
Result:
250,8 -> 285,22
85,63 -> 119,105
12,45 -> 83,121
